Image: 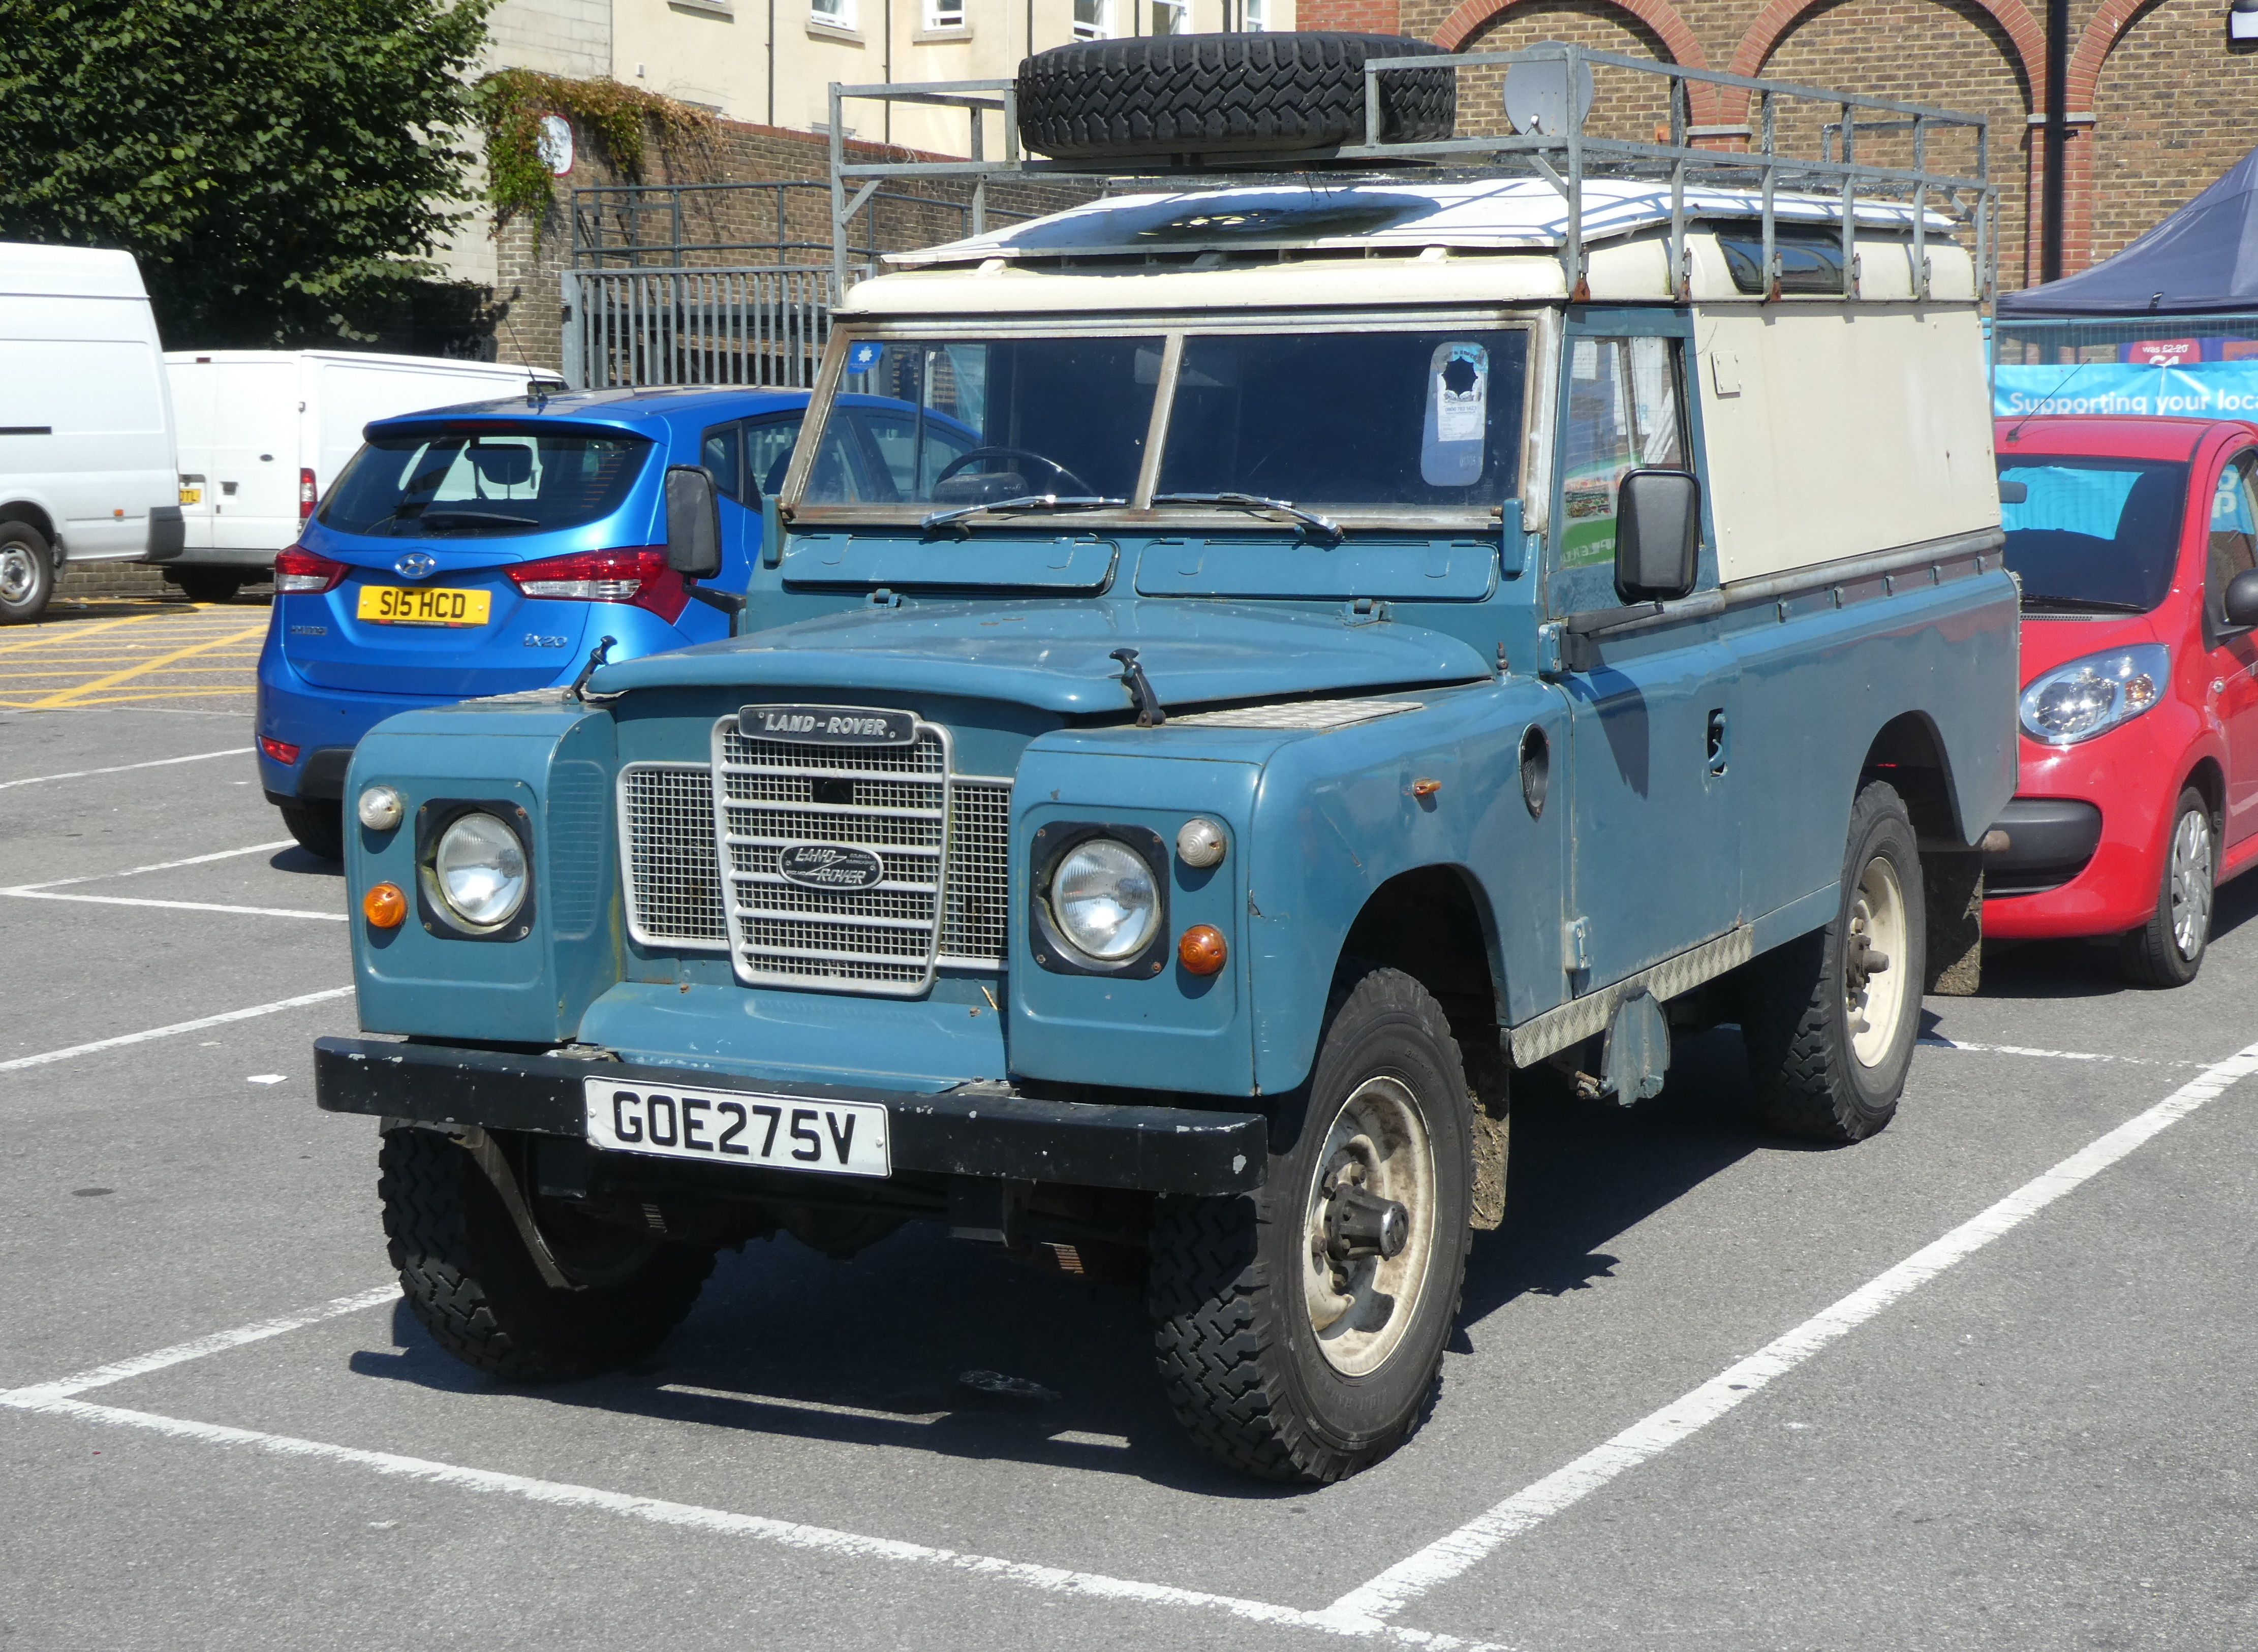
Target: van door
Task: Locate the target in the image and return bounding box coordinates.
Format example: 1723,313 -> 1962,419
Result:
167,357 -> 218,549
210,358 -> 297,552
1551,317 -> 1741,991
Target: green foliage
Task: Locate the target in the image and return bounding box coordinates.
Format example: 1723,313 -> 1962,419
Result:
475,71 -> 718,232
0,0 -> 493,346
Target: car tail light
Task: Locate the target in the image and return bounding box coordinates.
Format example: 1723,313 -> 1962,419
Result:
505,546 -> 687,623
273,545 -> 350,594
299,467 -> 318,522
259,736 -> 301,765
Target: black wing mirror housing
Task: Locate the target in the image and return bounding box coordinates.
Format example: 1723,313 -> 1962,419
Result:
2224,567 -> 2258,629
1614,469 -> 1702,604
1998,479 -> 2029,504
665,465 -> 723,580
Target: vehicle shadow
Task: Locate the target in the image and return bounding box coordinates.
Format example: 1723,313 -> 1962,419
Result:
1972,872 -> 2258,999
266,846 -> 346,881
347,1031 -> 1784,1493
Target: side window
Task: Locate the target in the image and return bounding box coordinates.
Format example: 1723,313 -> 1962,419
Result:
1558,335 -> 1687,579
2207,454 -> 2258,629
744,414 -> 804,500
700,422 -> 745,505
861,410 -> 978,500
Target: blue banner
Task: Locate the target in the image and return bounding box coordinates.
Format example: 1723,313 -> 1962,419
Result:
1995,361 -> 2258,419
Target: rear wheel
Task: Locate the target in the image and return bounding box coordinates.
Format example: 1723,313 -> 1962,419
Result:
2119,787 -> 2214,988
1148,967 -> 1472,1482
379,1128 -> 714,1382
278,798 -> 345,861
0,520 -> 55,624
173,570 -> 245,604
1742,780 -> 1926,1142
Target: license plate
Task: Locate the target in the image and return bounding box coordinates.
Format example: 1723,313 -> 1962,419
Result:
178,486 -> 201,505
356,584 -> 491,627
584,1079 -> 890,1178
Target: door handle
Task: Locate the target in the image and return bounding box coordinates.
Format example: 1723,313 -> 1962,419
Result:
1706,708 -> 1729,777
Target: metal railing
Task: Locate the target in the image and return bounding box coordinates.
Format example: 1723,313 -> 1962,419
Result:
1995,313 -> 2258,365
570,179 -> 1042,270
561,265 -> 841,391
826,44 -> 1997,302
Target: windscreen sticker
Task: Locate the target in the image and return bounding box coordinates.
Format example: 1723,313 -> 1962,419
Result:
1434,345 -> 1489,444
846,340 -> 883,374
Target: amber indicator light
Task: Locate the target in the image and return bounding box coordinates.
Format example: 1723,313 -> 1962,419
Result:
362,882 -> 408,928
1178,924 -> 1227,975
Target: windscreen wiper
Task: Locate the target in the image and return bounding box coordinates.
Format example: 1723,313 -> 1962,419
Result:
920,494 -> 1126,532
1152,492 -> 1343,543
2020,594 -> 2148,614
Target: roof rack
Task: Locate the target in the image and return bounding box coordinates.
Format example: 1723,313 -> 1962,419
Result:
826,43 -> 1995,304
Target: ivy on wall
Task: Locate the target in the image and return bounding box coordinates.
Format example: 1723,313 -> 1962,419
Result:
474,70 -> 718,229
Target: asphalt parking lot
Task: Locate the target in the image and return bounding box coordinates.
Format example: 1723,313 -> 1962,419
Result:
6,674 -> 2258,1650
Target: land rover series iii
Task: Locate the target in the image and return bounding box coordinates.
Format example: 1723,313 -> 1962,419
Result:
314,42 -> 2016,1482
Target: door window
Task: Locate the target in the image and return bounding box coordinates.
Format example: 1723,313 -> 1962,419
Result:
1557,335 -> 1689,602
745,414 -> 803,498
2208,454 -> 2258,632
700,422 -> 745,504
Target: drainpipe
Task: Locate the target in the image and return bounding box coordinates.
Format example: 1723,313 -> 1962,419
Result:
884,0 -> 893,144
2040,0 -> 2068,283
767,0 -> 776,126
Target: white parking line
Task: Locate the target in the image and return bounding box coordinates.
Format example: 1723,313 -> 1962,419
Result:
1320,1035 -> 2258,1626
0,746 -> 252,791
0,890 -> 346,921
3,840 -> 296,893
1919,1035 -> 2198,1068
0,986 -> 354,1074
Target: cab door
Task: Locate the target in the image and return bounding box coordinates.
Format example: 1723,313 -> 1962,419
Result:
1551,315 -> 1741,991
2202,448 -> 2258,846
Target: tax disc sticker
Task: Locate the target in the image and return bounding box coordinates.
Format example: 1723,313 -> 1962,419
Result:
847,340 -> 883,373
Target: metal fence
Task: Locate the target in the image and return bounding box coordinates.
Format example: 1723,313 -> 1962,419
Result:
1995,313 -> 2258,366
561,265 -> 841,392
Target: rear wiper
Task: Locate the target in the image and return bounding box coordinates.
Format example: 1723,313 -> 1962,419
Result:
420,509 -> 541,527
921,494 -> 1125,532
1152,492 -> 1342,543
2021,594 -> 2147,614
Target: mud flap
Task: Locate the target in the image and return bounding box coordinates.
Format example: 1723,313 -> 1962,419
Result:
1924,849 -> 1984,996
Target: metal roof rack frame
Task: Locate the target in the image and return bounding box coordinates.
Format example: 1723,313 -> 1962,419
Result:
826,43 -> 1996,306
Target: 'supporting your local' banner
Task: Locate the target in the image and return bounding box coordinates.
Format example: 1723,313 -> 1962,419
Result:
1996,362 -> 2258,419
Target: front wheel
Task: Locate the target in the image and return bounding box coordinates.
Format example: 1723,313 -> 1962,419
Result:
1742,780 -> 1926,1143
379,1128 -> 714,1382
1148,967 -> 1473,1482
0,520 -> 55,625
2119,787 -> 2214,988
173,570 -> 245,604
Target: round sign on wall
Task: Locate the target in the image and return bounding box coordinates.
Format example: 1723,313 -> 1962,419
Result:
537,114 -> 575,176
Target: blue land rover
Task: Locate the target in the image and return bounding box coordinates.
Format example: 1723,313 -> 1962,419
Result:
314,50 -> 2016,1483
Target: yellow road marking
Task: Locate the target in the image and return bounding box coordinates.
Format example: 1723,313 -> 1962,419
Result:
25,624 -> 267,709
0,614 -> 166,654
0,687 -> 258,707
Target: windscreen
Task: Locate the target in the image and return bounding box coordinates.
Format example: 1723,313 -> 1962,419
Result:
1998,457 -> 2187,613
802,338 -> 1162,506
320,426 -> 652,538
1159,330 -> 1528,507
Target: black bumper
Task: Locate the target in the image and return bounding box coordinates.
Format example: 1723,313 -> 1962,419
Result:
1985,798 -> 2104,896
314,1037 -> 1266,1196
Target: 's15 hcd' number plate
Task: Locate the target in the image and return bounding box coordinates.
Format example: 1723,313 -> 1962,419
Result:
585,1080 -> 890,1178
357,585 -> 491,627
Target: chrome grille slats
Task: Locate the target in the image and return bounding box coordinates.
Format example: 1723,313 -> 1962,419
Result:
619,763 -> 729,949
941,781 -> 1012,966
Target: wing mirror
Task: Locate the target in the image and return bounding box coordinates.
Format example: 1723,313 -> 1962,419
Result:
1614,469 -> 1702,604
664,465 -> 722,580
1998,479 -> 2028,504
2224,567 -> 2258,629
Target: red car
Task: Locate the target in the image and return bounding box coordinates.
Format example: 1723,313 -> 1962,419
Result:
1986,414 -> 2258,984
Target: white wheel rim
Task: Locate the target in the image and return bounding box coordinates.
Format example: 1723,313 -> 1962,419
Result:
2169,806 -> 2214,961
0,546 -> 35,604
1844,853 -> 1909,1068
1301,1075 -> 1437,1377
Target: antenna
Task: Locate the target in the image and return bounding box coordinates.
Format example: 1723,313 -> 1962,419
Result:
497,307 -> 546,407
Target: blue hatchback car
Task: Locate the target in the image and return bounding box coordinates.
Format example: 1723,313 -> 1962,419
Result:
257,383 -> 977,857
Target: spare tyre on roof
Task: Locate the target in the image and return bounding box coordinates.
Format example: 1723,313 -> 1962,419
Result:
1013,33 -> 1456,162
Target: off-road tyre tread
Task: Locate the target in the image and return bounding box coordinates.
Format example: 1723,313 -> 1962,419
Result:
1148,967 -> 1470,1483
379,1128 -> 714,1383
2118,787 -> 2211,988
279,798 -> 345,861
1742,781 -> 1924,1144
1015,33 -> 1456,161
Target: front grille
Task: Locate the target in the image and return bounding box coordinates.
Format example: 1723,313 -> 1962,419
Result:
620,764 -> 728,948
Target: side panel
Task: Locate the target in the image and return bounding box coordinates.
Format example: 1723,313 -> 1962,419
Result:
1695,304 -> 1998,584
208,360 -> 299,550
0,296 -> 174,559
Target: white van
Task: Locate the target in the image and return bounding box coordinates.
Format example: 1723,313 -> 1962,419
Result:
156,351 -> 554,602
0,243 -> 181,623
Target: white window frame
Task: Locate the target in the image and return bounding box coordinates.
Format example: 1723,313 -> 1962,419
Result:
810,0 -> 858,30
1242,0 -> 1267,28
923,0 -> 965,25
1072,0 -> 1112,39
1148,0 -> 1187,32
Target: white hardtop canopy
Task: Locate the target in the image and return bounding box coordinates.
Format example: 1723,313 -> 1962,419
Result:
885,178 -> 1960,270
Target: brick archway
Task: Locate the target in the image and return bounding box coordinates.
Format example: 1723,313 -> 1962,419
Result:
1716,0 -> 2043,120
1432,0 -> 1722,122
2044,0 -> 2166,273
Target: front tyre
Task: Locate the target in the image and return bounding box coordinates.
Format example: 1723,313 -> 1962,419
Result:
1148,967 -> 1473,1482
0,520 -> 56,625
278,798 -> 344,861
379,1128 -> 714,1383
2119,786 -> 2214,988
1743,780 -> 1926,1143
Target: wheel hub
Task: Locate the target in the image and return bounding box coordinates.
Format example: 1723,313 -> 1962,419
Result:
2169,807 -> 2214,960
1843,853 -> 1908,1068
1301,1079 -> 1436,1377
0,546 -> 35,604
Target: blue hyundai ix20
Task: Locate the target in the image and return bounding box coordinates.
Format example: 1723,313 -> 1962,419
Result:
256,385 -> 979,858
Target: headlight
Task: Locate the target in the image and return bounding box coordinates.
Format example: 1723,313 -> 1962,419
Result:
429,812 -> 528,929
2019,644 -> 2171,746
1049,837 -> 1159,960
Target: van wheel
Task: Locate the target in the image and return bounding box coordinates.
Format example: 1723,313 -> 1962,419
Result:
1148,967 -> 1472,1482
0,521 -> 55,624
2119,788 -> 2214,988
379,1128 -> 715,1382
174,570 -> 245,604
278,799 -> 345,861
1742,781 -> 1926,1143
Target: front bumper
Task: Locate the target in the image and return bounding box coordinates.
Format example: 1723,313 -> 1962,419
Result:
314,1036 -> 1267,1197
